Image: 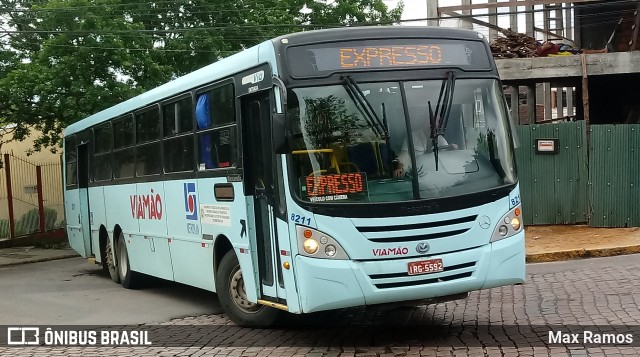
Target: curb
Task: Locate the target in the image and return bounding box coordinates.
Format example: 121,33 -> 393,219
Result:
0,253 -> 80,267
526,245 -> 640,263
0,229 -> 67,249
2,246 -> 639,266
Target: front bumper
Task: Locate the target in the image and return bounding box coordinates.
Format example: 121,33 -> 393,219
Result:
294,231 -> 525,313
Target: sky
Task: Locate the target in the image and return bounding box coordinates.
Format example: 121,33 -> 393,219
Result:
384,0 -> 562,42
381,0 -> 492,41
386,0 -> 427,25
384,0 -> 491,36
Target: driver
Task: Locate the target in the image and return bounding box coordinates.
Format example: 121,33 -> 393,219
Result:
393,124 -> 457,178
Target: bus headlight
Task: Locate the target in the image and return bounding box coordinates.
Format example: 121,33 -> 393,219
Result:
303,238 -> 319,254
490,205 -> 523,242
325,245 -> 337,257
296,226 -> 349,259
511,217 -> 521,231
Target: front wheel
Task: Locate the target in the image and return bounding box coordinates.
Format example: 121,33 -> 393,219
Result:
117,233 -> 141,289
216,251 -> 281,327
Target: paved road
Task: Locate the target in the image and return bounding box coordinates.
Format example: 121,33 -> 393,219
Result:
0,257 -> 221,325
1,254 -> 640,356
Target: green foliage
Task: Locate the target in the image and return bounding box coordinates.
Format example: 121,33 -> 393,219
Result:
0,219 -> 9,238
0,0 -> 403,153
0,207 -> 58,237
303,95 -> 362,148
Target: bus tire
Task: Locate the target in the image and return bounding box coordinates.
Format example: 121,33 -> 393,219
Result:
103,236 -> 120,284
117,233 -> 141,289
216,250 -> 281,327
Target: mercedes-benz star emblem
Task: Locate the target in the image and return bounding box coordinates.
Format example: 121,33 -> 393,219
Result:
416,242 -> 430,254
479,215 -> 491,229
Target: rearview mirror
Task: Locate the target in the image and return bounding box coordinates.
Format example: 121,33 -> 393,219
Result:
507,107 -> 520,149
272,113 -> 290,154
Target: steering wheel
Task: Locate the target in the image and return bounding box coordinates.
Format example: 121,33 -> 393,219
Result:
437,144 -> 457,151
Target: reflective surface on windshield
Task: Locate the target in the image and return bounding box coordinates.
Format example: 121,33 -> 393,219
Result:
288,79 -> 516,204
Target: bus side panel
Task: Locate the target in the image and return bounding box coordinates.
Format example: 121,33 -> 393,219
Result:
275,216 -> 301,313
165,179 -> 213,291
65,188 -> 88,257
104,183 -> 140,260
131,181 -> 173,281
88,186 -> 107,262
196,179 -> 256,298
275,163 -> 304,313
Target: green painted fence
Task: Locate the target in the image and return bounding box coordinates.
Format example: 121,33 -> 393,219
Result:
589,125 -> 640,227
515,122 -> 589,225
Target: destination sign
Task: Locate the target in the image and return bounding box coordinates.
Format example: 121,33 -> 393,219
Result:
340,45 -> 447,68
303,173 -> 367,201
287,39 -> 491,77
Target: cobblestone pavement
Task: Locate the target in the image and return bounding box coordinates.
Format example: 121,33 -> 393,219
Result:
2,255 -> 640,356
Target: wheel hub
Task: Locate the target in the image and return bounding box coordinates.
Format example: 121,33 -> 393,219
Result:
119,242 -> 128,278
229,267 -> 260,313
106,240 -> 115,269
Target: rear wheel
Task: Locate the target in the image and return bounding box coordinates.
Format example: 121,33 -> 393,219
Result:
117,233 -> 141,289
216,251 -> 281,327
103,235 -> 120,284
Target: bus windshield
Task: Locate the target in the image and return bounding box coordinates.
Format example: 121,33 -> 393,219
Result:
288,78 -> 516,203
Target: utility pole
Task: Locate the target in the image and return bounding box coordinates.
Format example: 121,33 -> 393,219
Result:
460,0 -> 473,30
427,0 -> 439,27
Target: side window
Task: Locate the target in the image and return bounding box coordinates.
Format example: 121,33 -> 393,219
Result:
112,115 -> 135,179
93,123 -> 112,181
163,96 -> 193,136
163,96 -> 194,173
196,83 -> 237,170
65,136 -> 77,187
135,106 -> 162,176
198,128 -> 237,169
136,106 -> 161,143
113,115 -> 134,149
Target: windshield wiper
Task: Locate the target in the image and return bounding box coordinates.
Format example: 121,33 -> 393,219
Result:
429,71 -> 456,171
342,76 -> 389,139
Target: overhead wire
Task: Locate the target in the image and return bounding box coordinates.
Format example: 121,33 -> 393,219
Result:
1,0 -> 637,55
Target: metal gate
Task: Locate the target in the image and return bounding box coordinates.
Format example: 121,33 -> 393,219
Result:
0,153 -> 64,239
588,124 -> 640,227
515,122 -> 589,225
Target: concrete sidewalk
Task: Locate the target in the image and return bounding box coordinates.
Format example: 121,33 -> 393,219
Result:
1,225 -> 640,267
525,225 -> 640,263
0,245 -> 79,267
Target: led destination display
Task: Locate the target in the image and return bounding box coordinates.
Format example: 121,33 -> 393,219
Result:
287,39 -> 491,77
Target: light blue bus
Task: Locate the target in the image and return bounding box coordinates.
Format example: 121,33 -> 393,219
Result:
63,26 -> 525,326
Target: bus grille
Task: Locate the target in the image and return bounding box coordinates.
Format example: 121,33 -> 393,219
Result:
369,261 -> 476,289
355,215 -> 477,243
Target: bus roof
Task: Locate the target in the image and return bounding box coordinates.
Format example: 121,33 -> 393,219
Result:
272,26 -> 484,45
64,41 -> 271,137
64,26 -> 485,137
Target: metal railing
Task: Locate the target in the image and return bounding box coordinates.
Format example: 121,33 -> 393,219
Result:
0,153 -> 64,239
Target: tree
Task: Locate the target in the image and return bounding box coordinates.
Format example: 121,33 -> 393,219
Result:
0,0 -> 403,153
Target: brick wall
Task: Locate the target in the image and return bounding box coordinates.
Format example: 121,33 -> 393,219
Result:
518,104 -> 545,124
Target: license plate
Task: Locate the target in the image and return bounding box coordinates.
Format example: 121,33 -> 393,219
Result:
408,258 -> 443,276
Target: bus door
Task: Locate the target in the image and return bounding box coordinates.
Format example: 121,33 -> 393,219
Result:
67,143 -> 92,257
241,91 -> 285,304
